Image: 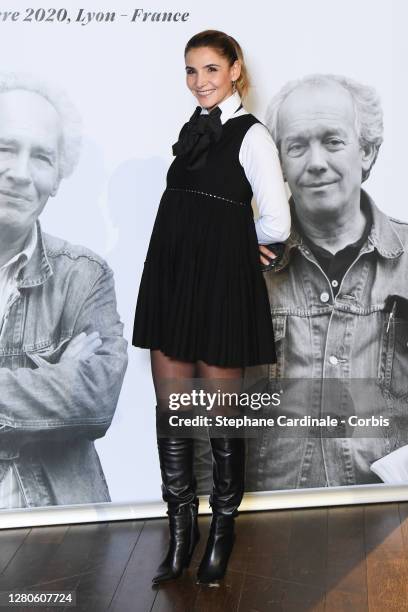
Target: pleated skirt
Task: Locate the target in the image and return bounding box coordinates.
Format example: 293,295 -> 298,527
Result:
132,188 -> 276,367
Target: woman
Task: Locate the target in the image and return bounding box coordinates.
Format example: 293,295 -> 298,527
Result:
133,30 -> 290,585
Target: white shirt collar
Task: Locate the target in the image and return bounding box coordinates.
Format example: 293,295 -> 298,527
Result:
200,91 -> 243,125
0,224 -> 38,273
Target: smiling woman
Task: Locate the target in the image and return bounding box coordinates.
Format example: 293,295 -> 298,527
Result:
184,30 -> 249,107
132,29 -> 291,587
185,46 -> 240,110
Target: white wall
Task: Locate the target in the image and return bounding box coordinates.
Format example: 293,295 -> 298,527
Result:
0,0 -> 406,504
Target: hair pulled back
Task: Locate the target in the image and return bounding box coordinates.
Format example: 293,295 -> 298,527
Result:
185,30 -> 249,97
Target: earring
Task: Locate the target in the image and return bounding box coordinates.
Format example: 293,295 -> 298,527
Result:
232,80 -> 237,94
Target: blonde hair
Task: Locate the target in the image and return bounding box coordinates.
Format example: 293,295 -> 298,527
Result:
185,30 -> 250,98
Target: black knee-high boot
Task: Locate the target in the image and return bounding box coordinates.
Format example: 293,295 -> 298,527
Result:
197,437 -> 245,584
152,436 -> 200,585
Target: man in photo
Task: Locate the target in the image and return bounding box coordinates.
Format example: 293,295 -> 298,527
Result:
0,73 -> 128,509
246,73 -> 408,490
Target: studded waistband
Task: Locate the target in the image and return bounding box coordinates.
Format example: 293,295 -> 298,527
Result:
167,187 -> 246,207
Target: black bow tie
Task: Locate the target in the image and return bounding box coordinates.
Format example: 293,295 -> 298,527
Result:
172,106 -> 222,170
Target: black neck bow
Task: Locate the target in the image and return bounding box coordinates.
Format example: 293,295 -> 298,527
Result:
172,106 -> 222,170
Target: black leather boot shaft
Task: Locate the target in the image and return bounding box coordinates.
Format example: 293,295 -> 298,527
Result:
157,436 -> 197,508
197,437 -> 245,583
209,437 -> 245,516
153,436 -> 199,585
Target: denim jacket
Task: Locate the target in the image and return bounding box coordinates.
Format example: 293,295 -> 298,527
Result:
245,191 -> 408,490
0,222 -> 128,507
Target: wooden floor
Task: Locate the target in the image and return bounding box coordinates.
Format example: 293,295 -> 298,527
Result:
1,503 -> 408,611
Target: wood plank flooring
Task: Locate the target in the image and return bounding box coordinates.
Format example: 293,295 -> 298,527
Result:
1,503 -> 408,611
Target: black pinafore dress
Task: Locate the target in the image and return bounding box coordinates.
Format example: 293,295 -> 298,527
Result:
132,113 -> 276,367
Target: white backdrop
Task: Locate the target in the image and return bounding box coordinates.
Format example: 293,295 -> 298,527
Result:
0,0 -> 406,505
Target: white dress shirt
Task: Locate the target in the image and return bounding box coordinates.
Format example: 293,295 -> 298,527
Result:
201,91 -> 291,244
0,224 -> 38,509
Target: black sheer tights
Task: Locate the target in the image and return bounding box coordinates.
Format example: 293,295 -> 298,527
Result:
151,349 -> 243,412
